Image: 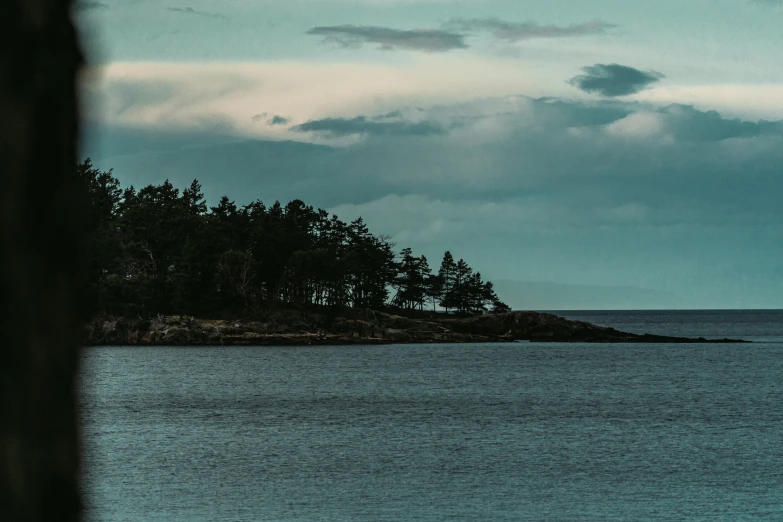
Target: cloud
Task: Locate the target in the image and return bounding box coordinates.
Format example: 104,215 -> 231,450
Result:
85,61 -> 783,149
305,18 -> 614,53
251,113 -> 291,126
569,64 -> 665,97
167,6 -> 228,20
81,59 -> 556,140
374,110 -> 404,120
85,94 -> 783,307
88,93 -> 783,221
306,25 -> 468,52
604,112 -> 666,138
291,115 -> 445,137
444,18 -> 615,42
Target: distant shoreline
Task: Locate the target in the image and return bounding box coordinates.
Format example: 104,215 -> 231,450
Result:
83,309 -> 750,346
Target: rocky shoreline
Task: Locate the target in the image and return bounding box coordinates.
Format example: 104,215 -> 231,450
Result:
83,308 -> 748,346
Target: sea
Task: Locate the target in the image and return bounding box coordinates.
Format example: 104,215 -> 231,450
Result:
80,310 -> 783,521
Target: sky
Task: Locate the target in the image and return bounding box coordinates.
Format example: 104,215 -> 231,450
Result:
76,0 -> 783,309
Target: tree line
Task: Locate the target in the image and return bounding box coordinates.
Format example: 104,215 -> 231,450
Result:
78,159 -> 511,318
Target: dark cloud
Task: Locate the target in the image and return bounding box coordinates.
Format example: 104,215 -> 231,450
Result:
292,116 -> 446,137
307,19 -> 614,52
568,64 -> 665,97
527,98 -> 633,128
306,25 -> 468,52
91,97 -> 783,215
73,1 -> 109,10
251,114 -> 291,126
374,111 -> 404,121
444,18 -> 615,41
662,104 -> 783,142
86,97 -> 783,307
167,6 -> 227,20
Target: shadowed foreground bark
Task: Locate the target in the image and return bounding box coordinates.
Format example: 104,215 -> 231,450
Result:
1,1 -> 84,520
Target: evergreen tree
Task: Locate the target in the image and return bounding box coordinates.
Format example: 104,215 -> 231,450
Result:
393,248 -> 431,310
76,160 -> 509,318
216,249 -> 257,312
427,272 -> 444,312
491,299 -> 512,314
77,159 -> 123,315
450,258 -> 473,313
392,248 -> 415,309
416,255 -> 434,311
182,179 -> 207,215
437,251 -> 457,312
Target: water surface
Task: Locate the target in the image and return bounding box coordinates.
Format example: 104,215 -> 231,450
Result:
80,311 -> 783,521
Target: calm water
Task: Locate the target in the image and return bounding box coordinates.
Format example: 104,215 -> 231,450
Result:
80,311 -> 783,521
550,309 -> 783,343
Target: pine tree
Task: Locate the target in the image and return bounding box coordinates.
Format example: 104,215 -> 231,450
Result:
393,248 -> 419,309
427,272 -> 444,312
468,271 -> 485,314
491,299 -> 512,314
182,179 -> 207,215
75,161 -> 509,318
437,251 -> 457,312
450,258 -> 474,313
416,255 -> 433,311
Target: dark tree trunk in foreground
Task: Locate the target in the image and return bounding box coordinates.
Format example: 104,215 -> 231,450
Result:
0,1 -> 84,520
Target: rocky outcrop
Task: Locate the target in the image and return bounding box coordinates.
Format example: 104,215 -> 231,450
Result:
83,309 -> 748,346
445,311 -> 746,343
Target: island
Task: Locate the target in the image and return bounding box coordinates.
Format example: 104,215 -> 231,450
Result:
77,160 -> 748,346
83,308 -> 748,346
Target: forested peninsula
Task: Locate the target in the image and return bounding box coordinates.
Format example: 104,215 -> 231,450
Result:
80,159 -> 509,318
79,160 -> 746,345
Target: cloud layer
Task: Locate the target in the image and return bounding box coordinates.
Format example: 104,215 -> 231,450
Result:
75,0 -> 783,307
307,18 -> 616,53
166,6 -> 228,19
252,113 -> 292,126
292,116 -> 445,137
306,25 -> 467,52
569,64 -> 665,97
444,18 -> 615,41
83,84 -> 783,307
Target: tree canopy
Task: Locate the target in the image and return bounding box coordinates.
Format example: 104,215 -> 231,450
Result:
78,159 -> 510,318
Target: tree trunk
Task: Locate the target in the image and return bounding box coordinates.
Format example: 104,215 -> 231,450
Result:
0,1 -> 84,521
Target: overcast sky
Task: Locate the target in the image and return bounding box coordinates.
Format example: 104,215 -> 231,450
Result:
77,0 -> 783,309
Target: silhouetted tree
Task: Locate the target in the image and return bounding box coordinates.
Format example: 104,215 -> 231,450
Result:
77,162 -> 508,319
216,249 -> 257,312
438,251 -> 458,312
393,248 -> 431,310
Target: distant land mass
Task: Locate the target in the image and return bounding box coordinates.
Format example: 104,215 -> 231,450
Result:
84,308 -> 748,346
495,280 -> 680,311
76,158 -> 751,344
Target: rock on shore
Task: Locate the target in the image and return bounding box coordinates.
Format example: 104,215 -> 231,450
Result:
83,309 -> 747,346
